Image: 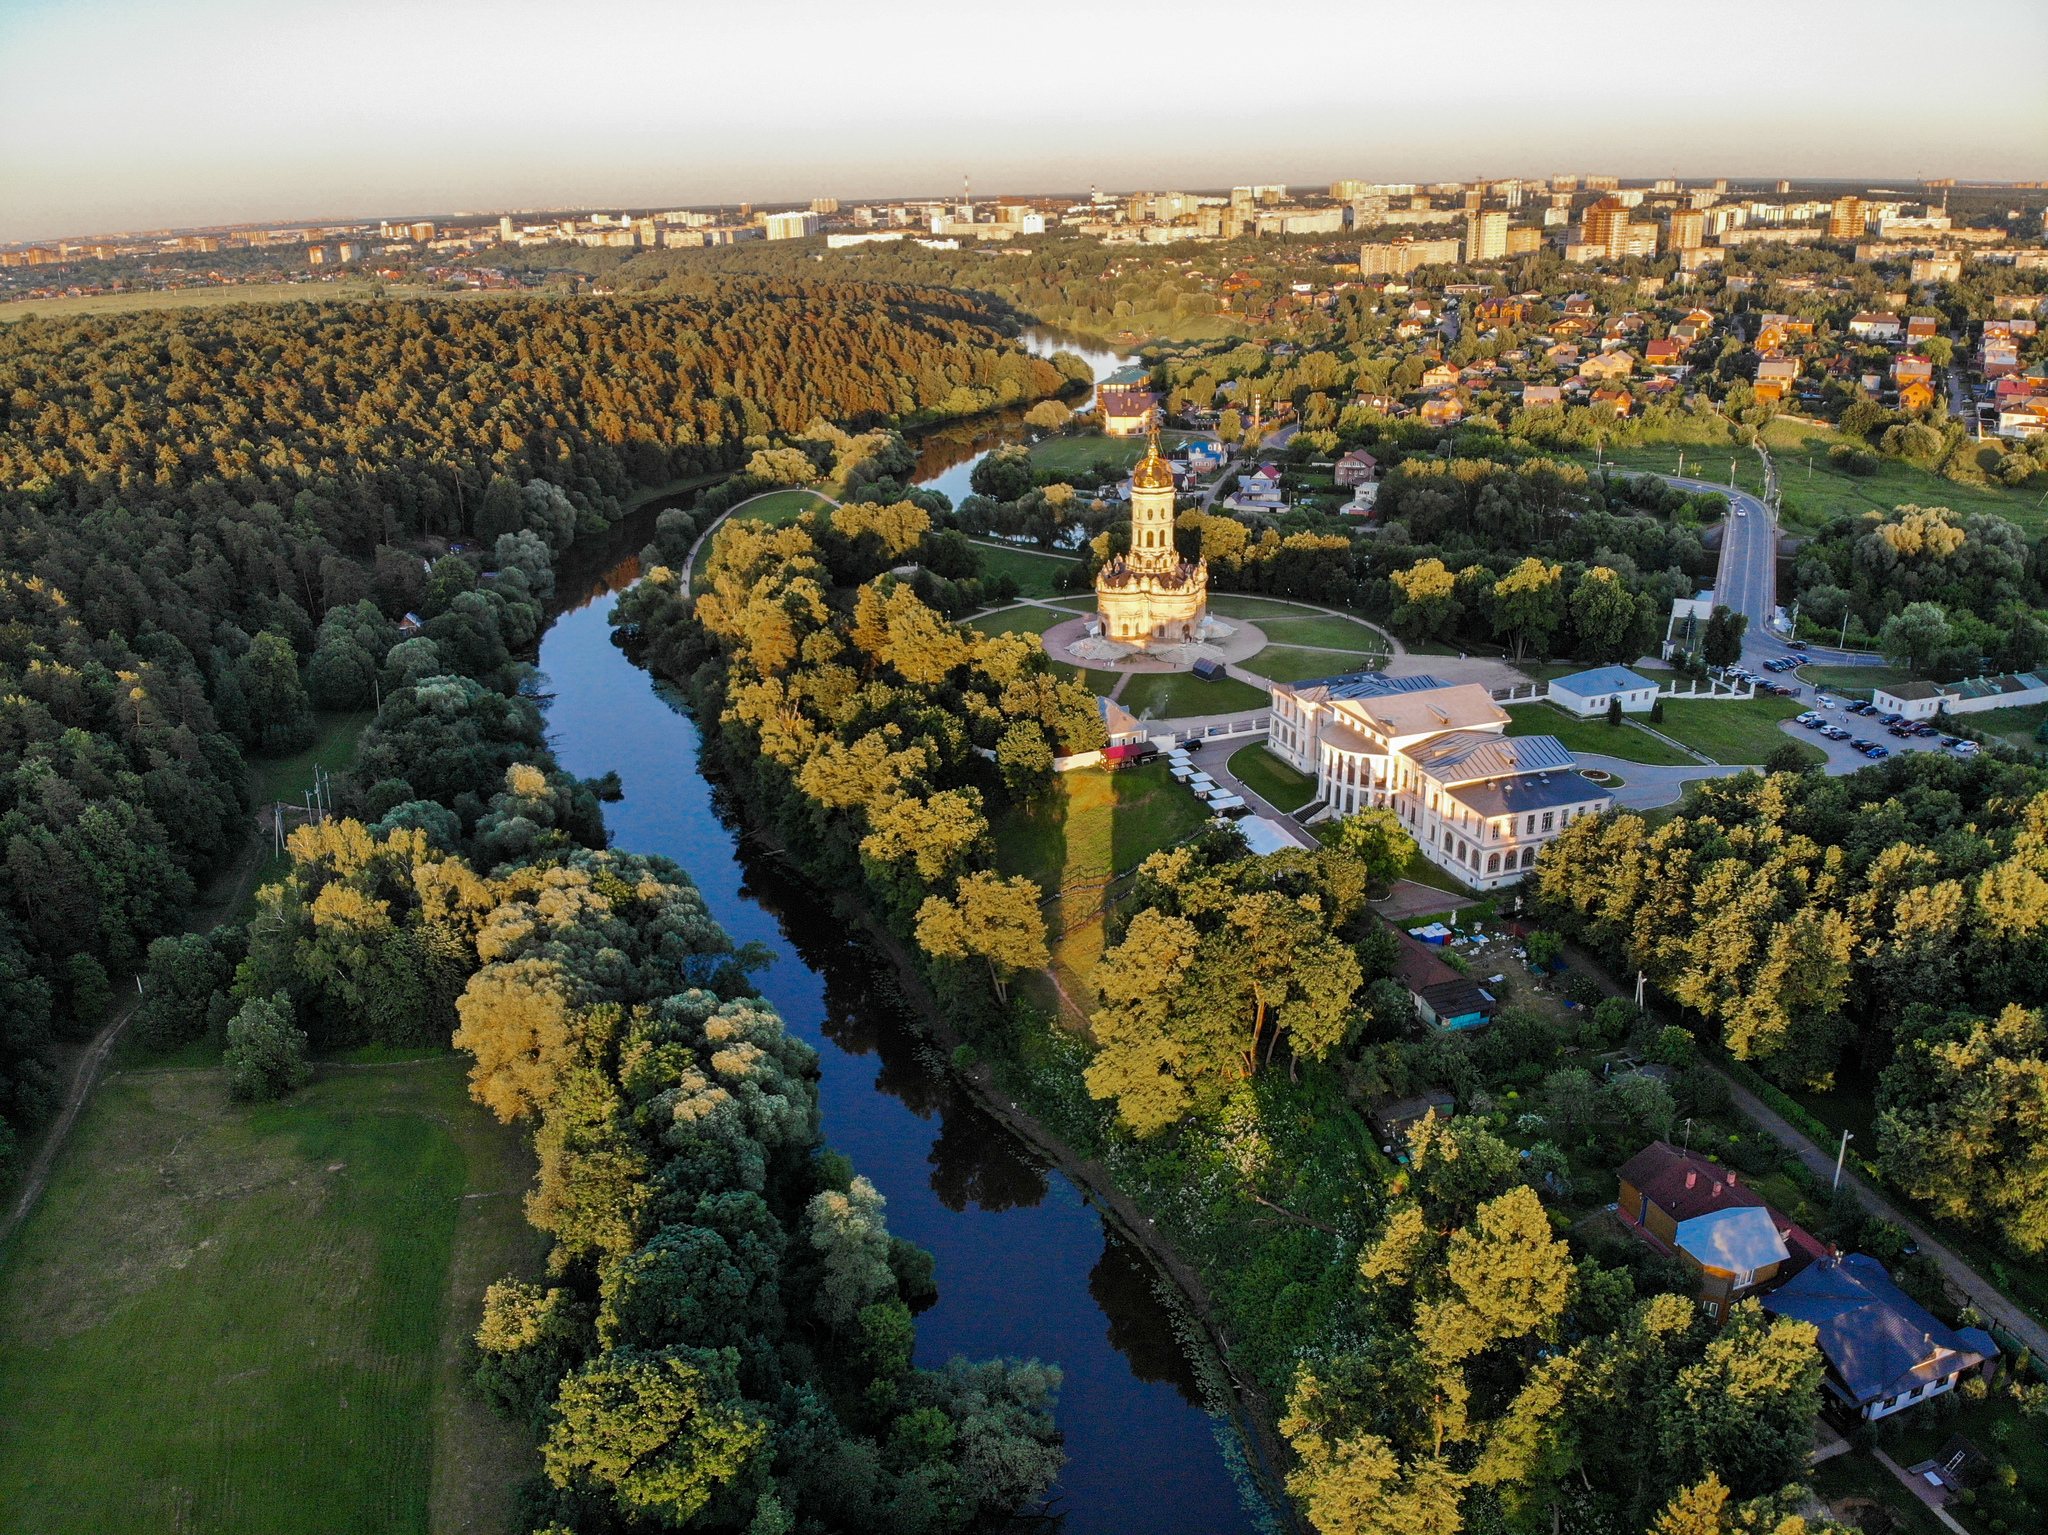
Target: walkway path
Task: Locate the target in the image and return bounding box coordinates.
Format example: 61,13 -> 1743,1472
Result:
1570,754 -> 1746,810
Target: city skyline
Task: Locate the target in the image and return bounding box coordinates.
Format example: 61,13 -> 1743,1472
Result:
4,0 -> 2044,243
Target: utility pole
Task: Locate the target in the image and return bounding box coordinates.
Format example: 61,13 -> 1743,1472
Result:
1634,970 -> 1646,1008
1832,1128 -> 1854,1193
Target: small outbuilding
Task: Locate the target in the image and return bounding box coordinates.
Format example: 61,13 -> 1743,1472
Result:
1549,665 -> 1660,717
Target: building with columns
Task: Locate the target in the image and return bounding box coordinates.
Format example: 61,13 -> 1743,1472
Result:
1267,670 -> 1611,890
1095,435 -> 1208,645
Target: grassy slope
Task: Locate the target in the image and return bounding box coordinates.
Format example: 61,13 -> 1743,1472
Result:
1965,700 -> 2048,750
968,542 -> 1081,599
1116,670 -> 1269,720
992,762 -> 1212,1016
1653,696 -> 1823,765
1227,745 -> 1316,811
0,1059 -> 544,1535
1504,703 -> 1694,767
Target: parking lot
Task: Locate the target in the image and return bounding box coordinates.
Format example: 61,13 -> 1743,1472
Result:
1785,698 -> 1973,771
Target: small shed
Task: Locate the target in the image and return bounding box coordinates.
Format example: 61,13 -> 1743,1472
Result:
1368,1088 -> 1456,1147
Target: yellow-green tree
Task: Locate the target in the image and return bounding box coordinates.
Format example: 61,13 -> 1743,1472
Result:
914,871 -> 1049,1004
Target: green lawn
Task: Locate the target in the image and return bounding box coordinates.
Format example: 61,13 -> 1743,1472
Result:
1653,697 -> 1823,765
968,541 -> 1081,599
1504,704 -> 1695,767
1254,648 -> 1391,685
728,488 -> 834,526
992,761 -> 1210,898
1400,848 -> 1478,898
0,1059 -> 544,1535
1250,614 -> 1391,652
1117,669 -> 1269,720
1793,663 -> 1911,695
965,603 -> 1089,640
1228,744 -> 1317,812
1884,1389 -> 2048,1533
1962,700 -> 2048,750
1026,432 -> 1200,478
1766,424 -> 2046,536
1205,594 -> 1349,622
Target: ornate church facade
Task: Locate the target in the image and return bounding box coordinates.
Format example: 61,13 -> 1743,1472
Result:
1095,435 -> 1208,645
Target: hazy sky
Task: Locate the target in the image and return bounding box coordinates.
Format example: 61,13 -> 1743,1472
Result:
4,0 -> 2045,241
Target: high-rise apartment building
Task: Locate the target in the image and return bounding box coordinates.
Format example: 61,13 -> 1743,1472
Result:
810,197 -> 839,214
409,222 -> 436,243
1551,174 -> 1579,192
1584,176 -> 1620,191
1358,237 -> 1462,274
1777,180 -> 1793,194
1828,197 -> 1867,239
1653,178 -> 1677,193
1464,210 -> 1509,261
764,211 -> 822,240
499,216 -> 514,242
1583,197 -> 1630,255
1668,209 -> 1706,249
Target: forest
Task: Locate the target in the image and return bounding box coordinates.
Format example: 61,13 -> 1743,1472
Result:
0,280 -> 1069,1197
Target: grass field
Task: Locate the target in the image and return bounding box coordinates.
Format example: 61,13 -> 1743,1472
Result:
1117,669 -> 1269,720
1504,704 -> 1694,766
1250,614 -> 1391,652
0,1058 -> 545,1535
993,761 -> 1212,1018
728,489 -> 834,526
968,541 -> 1081,599
1653,697 -> 1822,766
1205,593 -> 1352,622
1227,745 -> 1317,811
1765,424 -> 2045,535
1026,431 -> 1202,478
1254,647 -> 1390,685
1965,700 -> 2048,750
964,603 -> 1089,640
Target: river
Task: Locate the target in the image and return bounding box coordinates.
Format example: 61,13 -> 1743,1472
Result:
533,333 -> 1265,1533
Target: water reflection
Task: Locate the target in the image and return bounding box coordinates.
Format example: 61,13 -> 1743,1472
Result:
1090,1236 -> 1207,1410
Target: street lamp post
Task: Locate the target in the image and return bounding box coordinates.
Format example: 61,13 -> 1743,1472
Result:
1832,1128 -> 1854,1193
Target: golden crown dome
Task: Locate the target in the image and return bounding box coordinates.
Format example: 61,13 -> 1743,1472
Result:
1132,431 -> 1173,491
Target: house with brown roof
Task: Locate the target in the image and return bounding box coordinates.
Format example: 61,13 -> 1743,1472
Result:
1899,379 -> 1937,412
1099,386 -> 1158,436
1419,397 -> 1465,427
1421,361 -> 1460,390
1905,315 -> 1939,341
1580,350 -> 1634,381
1891,354 -> 1934,384
1644,338 -> 1690,373
1334,449 -> 1379,487
1521,385 -> 1565,408
1591,387 -> 1634,416
1615,1141 -> 1828,1321
1849,311 -> 1902,341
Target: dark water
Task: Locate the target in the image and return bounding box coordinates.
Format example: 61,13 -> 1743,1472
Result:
535,430 -> 1264,1528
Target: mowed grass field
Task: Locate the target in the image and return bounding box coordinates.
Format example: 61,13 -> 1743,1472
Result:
1117,669 -> 1268,719
1227,744 -> 1316,811
1504,703 -> 1694,767
967,541 -> 1081,599
1654,696 -> 1823,766
1254,647 -> 1390,685
0,1058 -> 545,1535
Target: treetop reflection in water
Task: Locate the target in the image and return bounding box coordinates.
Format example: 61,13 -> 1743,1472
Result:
534,550 -> 1258,1532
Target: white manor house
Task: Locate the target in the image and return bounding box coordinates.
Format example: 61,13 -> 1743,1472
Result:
1266,670 -> 1614,891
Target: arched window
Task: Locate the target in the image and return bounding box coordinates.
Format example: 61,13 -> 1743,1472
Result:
1486,853 -> 1500,873
1521,847 -> 1536,868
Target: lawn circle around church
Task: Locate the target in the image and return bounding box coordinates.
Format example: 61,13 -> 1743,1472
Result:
1039,613 -> 1270,672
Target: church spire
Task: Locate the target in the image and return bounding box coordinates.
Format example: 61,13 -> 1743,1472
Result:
1132,427 -> 1172,491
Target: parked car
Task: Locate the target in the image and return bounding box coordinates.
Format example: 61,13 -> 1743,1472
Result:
1787,640 -> 1809,650
1888,725 -> 1916,738
1953,740 -> 1981,757
1850,738 -> 1874,750
1940,735 -> 1965,748
1824,727 -> 1852,740
1865,745 -> 1890,758
1913,723 -> 1940,737
1879,713 -> 1905,727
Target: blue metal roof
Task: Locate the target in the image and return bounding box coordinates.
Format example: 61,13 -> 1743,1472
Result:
1762,1254 -> 1997,1404
1673,1206 -> 1790,1275
1407,730 -> 1577,783
1550,665 -> 1658,697
1295,671 -> 1449,701
1449,772 -> 1609,818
